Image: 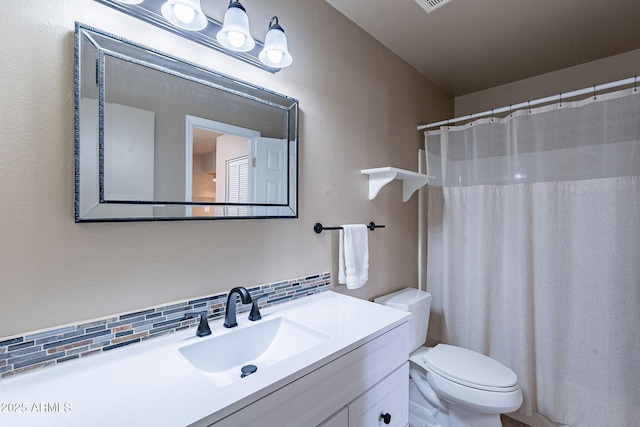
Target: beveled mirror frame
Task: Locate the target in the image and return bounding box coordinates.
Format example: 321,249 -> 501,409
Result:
74,23 -> 298,222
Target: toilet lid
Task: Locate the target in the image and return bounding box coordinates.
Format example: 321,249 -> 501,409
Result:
421,344 -> 518,391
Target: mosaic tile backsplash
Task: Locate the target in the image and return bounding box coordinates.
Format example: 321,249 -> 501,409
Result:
0,272 -> 331,380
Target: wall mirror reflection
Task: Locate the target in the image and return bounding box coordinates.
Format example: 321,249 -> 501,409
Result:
74,23 -> 298,222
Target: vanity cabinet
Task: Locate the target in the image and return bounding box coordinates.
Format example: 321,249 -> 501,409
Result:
317,364 -> 408,427
207,322 -> 409,427
318,407 -> 349,427
347,363 -> 408,427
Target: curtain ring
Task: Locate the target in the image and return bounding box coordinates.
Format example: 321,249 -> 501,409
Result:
593,85 -> 597,100
635,76 -> 638,93
558,92 -> 562,108
528,100 -> 531,113
491,109 -> 494,122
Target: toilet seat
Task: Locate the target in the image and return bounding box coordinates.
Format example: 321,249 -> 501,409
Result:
414,344 -> 519,392
410,344 -> 523,414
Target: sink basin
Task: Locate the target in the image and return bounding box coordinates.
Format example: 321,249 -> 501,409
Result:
178,317 -> 331,387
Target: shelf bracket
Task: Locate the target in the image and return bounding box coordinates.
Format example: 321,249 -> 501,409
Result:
361,167 -> 434,202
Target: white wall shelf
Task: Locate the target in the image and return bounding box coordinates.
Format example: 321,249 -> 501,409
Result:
361,167 -> 434,202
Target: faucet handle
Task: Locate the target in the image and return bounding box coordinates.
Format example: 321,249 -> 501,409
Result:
184,311 -> 212,337
248,294 -> 269,321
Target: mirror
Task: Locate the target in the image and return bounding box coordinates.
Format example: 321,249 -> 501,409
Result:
74,23 -> 298,222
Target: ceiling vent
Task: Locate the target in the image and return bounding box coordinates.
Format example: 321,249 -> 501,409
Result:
415,0 -> 454,13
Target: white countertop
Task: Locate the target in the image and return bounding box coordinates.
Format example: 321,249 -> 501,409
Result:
0,291 -> 409,427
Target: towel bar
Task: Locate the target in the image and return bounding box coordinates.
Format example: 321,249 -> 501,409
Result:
313,222 -> 385,234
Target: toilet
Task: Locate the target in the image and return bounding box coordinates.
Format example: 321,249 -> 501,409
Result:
375,288 -> 523,427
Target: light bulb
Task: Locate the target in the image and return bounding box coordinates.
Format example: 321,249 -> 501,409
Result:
227,31 -> 246,48
216,1 -> 254,52
173,4 -> 196,24
259,17 -> 292,68
266,50 -> 283,64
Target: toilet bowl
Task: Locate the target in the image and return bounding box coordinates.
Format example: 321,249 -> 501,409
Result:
375,288 -> 523,427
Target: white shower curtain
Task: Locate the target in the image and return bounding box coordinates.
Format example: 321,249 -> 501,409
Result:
425,88 -> 640,426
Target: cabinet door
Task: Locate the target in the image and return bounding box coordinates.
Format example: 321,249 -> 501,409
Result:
348,362 -> 408,427
318,407 -> 349,427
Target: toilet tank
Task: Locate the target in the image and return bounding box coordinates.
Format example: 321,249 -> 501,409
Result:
374,288 -> 431,353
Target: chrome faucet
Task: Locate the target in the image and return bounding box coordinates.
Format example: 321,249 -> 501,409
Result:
224,287 -> 253,328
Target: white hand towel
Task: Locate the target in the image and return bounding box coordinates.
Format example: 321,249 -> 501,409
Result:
338,224 -> 369,289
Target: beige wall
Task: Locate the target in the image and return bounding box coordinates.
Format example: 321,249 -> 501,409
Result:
455,48 -> 640,117
0,0 -> 452,338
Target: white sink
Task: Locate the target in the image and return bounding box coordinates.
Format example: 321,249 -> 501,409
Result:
178,317 -> 331,387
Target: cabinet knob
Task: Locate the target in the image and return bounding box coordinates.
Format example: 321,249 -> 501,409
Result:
379,412 -> 392,424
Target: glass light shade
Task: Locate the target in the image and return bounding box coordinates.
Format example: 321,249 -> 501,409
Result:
259,19 -> 292,68
114,0 -> 144,4
216,3 -> 255,52
161,0 -> 207,31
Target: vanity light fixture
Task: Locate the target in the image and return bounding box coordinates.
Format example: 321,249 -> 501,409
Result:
216,0 -> 255,52
161,0 -> 208,31
95,0 -> 293,72
258,17 -> 292,68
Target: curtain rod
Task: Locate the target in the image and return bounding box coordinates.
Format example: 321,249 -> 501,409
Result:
418,76 -> 638,131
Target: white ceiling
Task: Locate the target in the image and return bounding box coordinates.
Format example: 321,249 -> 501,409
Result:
325,0 -> 640,96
